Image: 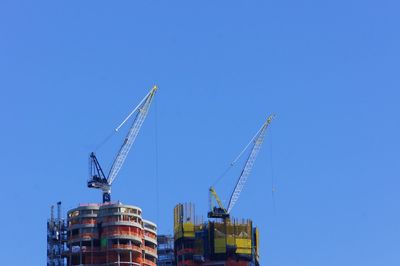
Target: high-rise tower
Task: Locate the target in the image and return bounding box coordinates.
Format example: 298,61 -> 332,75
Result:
63,202 -> 157,265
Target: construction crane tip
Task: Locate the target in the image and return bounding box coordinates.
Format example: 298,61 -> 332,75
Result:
264,114 -> 275,126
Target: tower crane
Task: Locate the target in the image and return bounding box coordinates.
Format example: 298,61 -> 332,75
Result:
208,114 -> 274,219
88,86 -> 158,203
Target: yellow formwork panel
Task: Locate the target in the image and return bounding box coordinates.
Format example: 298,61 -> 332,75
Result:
174,229 -> 183,240
226,235 -> 235,246
236,247 -> 252,254
235,238 -> 252,255
236,239 -> 252,248
255,227 -> 260,258
214,238 -> 227,253
173,205 -> 181,237
183,222 -> 194,231
183,231 -> 195,237
183,222 -> 195,238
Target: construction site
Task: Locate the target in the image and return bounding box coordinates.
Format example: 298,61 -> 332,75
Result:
47,86 -> 272,266
173,203 -> 259,266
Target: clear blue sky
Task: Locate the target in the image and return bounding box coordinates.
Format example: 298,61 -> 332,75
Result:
1,0 -> 399,265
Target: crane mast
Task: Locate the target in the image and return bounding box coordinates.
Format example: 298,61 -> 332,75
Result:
88,86 -> 158,203
208,114 -> 274,218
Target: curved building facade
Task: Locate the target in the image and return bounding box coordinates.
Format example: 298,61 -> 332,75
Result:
65,202 -> 157,266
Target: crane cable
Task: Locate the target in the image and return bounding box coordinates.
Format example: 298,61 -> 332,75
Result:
93,88 -> 154,152
154,92 -> 160,229
212,121 -> 266,187
269,126 -> 277,214
94,130 -> 116,152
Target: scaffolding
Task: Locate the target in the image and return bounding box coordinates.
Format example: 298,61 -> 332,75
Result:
174,203 -> 259,266
157,235 -> 175,265
47,202 -> 67,266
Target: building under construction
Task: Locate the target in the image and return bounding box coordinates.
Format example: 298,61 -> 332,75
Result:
171,116 -> 273,266
47,202 -> 68,266
47,202 -> 157,266
66,202 -> 157,266
157,235 -> 175,265
173,203 -> 259,266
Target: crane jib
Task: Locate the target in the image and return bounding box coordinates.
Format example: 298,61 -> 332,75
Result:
226,114 -> 274,214
107,86 -> 158,185
87,86 -> 158,203
208,114 -> 274,218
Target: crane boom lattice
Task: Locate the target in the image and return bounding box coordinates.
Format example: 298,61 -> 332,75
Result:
108,87 -> 157,185
208,114 -> 274,219
227,114 -> 274,213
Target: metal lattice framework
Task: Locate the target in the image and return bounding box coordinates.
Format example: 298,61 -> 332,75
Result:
226,114 -> 274,213
108,86 -> 157,185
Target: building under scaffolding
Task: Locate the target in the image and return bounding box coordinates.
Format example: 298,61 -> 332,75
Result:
47,202 -> 67,266
174,203 -> 259,266
157,235 -> 175,265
